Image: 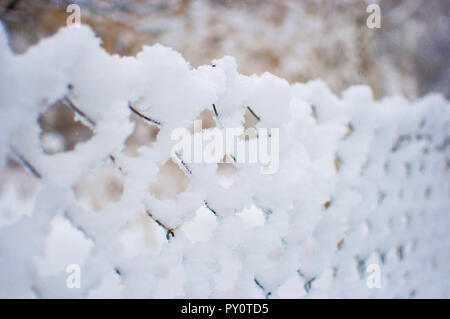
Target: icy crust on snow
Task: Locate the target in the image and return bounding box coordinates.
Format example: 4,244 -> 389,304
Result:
0,25 -> 449,298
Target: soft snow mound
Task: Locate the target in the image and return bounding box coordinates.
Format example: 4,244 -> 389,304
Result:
0,25 -> 449,298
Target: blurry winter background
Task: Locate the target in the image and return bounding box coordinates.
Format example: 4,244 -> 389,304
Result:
0,0 -> 449,298
2,0 -> 449,98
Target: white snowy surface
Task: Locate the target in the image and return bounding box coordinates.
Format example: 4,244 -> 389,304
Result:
0,24 -> 449,298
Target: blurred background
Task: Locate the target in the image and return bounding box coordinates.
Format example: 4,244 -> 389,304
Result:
0,0 -> 449,213
1,0 -> 449,99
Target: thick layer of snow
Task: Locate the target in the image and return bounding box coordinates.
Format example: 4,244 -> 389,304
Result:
0,24 -> 449,298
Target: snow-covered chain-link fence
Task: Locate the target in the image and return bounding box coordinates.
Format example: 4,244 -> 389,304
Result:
0,25 -> 449,298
